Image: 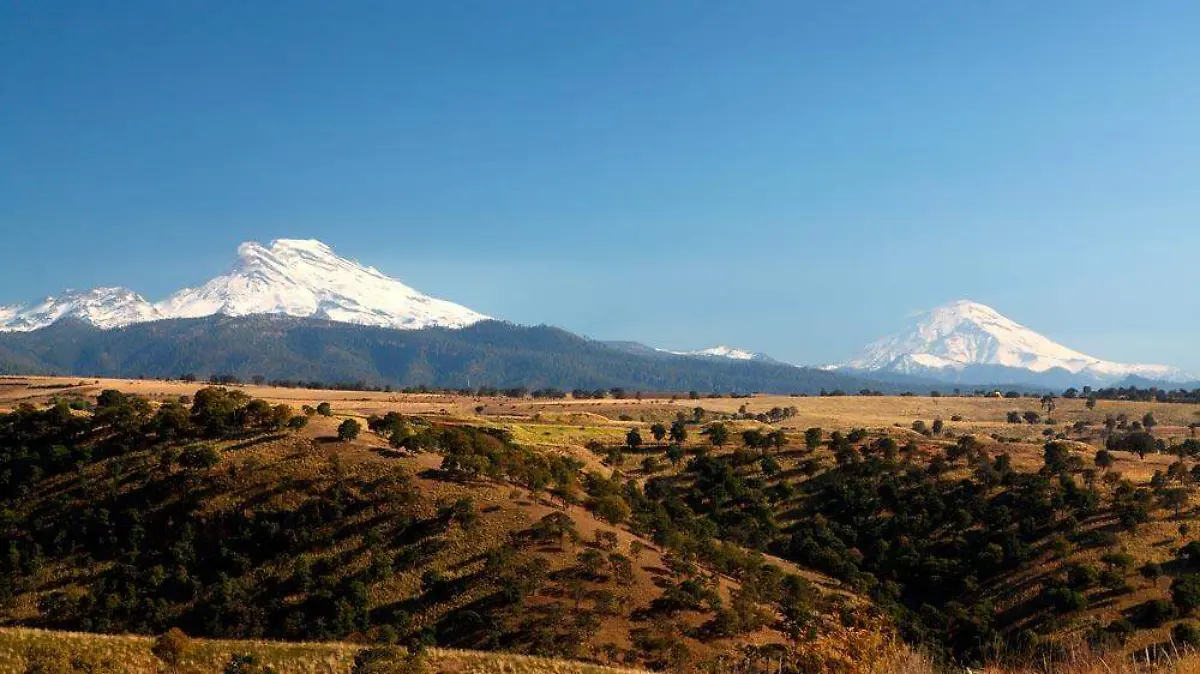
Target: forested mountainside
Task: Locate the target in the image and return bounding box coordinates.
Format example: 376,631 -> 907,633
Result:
0,316 -> 885,394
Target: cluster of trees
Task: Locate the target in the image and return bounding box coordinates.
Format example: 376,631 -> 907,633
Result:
2,389 -> 821,670
1006,411 -> 1049,425
566,409 -> 1200,666
0,388 -> 312,499
366,418 -> 587,507
1081,386 -> 1200,404
0,392 -> 508,645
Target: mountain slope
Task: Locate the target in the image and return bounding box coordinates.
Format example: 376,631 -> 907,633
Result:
0,239 -> 488,333
0,315 -> 887,393
0,287 -> 160,332
603,341 -> 786,365
156,239 -> 488,329
840,300 -> 1190,385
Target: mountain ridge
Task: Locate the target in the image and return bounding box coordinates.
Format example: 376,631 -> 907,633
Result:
0,314 -> 891,394
656,344 -> 783,363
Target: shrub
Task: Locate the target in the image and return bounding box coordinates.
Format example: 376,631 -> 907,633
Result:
223,653 -> 278,674
351,646 -> 427,674
591,496 -> 630,525
316,402 -> 333,416
1173,574 -> 1200,614
1066,564 -> 1099,590
338,419 -> 362,441
1046,586 -> 1087,613
1106,618 -> 1135,645
1180,541 -> 1200,567
1141,562 -> 1164,583
1136,599 -> 1176,627
177,444 -> 221,470
1100,551 -> 1135,570
1174,622 -> 1200,648
152,628 -> 191,674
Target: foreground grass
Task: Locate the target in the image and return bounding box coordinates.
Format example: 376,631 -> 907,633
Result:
0,628 -> 649,674
16,626 -> 1200,674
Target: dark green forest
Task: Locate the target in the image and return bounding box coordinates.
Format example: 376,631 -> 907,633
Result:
0,316 -> 885,394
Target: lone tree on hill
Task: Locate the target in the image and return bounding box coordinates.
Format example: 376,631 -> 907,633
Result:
804,427 -> 823,450
626,428 -> 643,450
650,422 -> 667,443
338,419 -> 362,441
705,422 -> 729,447
669,420 -> 688,445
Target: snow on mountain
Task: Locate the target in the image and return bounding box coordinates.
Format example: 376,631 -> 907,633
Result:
840,300 -> 1190,384
657,345 -> 782,363
156,239 -> 488,329
0,239 -> 489,333
0,287 -> 160,332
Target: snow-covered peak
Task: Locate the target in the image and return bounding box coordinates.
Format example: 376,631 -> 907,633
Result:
685,345 -> 760,360
842,299 -> 1190,383
657,344 -> 779,363
0,239 -> 489,333
0,287 -> 159,332
156,239 -> 489,329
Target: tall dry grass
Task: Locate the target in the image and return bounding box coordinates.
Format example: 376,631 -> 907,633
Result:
975,640 -> 1200,674
0,627 -> 648,674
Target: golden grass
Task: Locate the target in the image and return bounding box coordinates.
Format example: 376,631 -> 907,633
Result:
504,422 -> 628,448
0,628 -> 650,674
976,641 -> 1200,674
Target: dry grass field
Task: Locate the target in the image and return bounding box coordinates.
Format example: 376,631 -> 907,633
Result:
0,627 -> 652,674
5,375 -> 1194,486
5,376 -> 1196,437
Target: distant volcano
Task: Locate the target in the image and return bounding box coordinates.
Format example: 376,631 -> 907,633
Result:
836,300 -> 1191,386
0,239 -> 488,332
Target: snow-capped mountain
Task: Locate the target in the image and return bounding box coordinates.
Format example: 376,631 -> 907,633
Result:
0,239 -> 489,332
0,287 -> 161,332
657,345 -> 777,362
156,239 -> 488,329
839,300 -> 1191,385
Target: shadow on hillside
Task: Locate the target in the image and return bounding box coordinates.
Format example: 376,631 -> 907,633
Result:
226,433 -> 287,452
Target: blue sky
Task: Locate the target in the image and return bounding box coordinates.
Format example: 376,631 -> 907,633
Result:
3,1 -> 1199,370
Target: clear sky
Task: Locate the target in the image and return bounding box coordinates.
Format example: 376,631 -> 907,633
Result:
3,1 -> 1199,370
